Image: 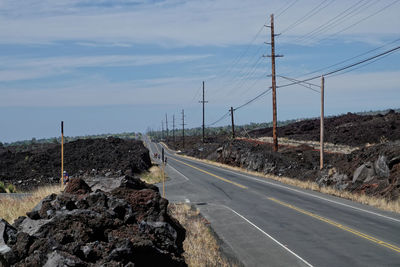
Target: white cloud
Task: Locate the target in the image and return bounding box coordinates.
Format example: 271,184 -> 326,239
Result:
0,0 -> 397,47
0,54 -> 210,81
2,70 -> 397,109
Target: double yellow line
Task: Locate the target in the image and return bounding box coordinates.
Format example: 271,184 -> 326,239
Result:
268,197 -> 400,254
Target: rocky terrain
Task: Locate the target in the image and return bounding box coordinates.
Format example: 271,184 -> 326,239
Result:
0,137 -> 151,191
249,110 -> 400,146
0,176 -> 186,266
165,110 -> 400,200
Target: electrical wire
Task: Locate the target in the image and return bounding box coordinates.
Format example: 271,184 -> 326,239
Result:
279,0 -> 334,34
277,75 -> 321,93
234,88 -> 272,111
276,0 -> 299,18
190,84 -> 203,102
277,45 -> 400,88
207,111 -> 230,127
212,25 -> 265,81
329,49 -> 399,77
319,0 -> 400,42
303,0 -> 377,43
294,37 -> 400,78
294,0 -> 366,43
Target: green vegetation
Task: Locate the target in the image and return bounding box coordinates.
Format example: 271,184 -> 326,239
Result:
2,132 -> 140,147
0,181 -> 6,193
0,181 -> 17,193
147,108 -> 400,140
6,184 -> 17,193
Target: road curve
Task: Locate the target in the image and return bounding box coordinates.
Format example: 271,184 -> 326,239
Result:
144,137 -> 400,267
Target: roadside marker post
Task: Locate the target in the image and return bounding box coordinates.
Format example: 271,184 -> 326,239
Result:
61,121 -> 64,189
320,76 -> 325,170
162,147 -> 165,198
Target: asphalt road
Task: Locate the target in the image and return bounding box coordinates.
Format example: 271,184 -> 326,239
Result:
144,136 -> 400,267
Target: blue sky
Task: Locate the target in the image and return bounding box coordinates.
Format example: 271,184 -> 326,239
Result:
0,0 -> 399,142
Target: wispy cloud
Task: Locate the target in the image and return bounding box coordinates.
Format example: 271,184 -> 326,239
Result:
1,0 -> 397,47
0,54 -> 210,81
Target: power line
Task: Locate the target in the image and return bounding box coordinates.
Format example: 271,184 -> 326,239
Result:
294,37 -> 400,78
323,45 -> 400,76
212,25 -> 265,81
303,0 -> 377,43
319,0 -> 400,43
191,84 -> 203,102
279,0 -> 334,34
294,0 -> 367,43
329,49 -> 399,78
207,111 -> 230,127
276,0 -> 299,18
226,56 -> 265,96
234,88 -> 272,111
277,75 -> 320,93
277,45 -> 400,88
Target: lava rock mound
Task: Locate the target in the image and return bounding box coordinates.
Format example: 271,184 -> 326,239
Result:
0,176 -> 186,267
0,137 -> 151,191
249,110 -> 400,146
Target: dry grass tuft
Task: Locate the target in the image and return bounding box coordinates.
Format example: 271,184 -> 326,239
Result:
0,185 -> 61,223
179,155 -> 400,214
169,203 -> 239,267
140,165 -> 166,184
254,136 -> 359,154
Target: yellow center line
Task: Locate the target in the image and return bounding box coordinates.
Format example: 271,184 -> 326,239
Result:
268,197 -> 400,254
170,157 -> 248,189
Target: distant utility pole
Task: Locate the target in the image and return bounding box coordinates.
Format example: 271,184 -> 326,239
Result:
320,76 -> 325,170
165,113 -> 169,142
266,14 -> 283,152
181,109 -> 186,149
172,114 -> 176,143
199,81 -> 208,143
161,120 -> 164,140
230,107 -> 235,139
61,121 -> 64,188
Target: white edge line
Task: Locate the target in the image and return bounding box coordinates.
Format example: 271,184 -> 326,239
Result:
166,146 -> 400,224
167,164 -> 190,181
208,203 -> 314,267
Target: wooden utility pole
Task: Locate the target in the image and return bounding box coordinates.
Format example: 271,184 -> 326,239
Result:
165,113 -> 169,142
173,114 -> 175,143
230,107 -> 235,139
268,14 -> 282,152
320,76 -> 325,170
61,121 -> 64,188
181,109 -> 185,149
161,120 -> 164,140
199,81 -> 208,143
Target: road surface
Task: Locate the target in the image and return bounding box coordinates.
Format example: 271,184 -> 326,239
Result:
144,136 -> 400,267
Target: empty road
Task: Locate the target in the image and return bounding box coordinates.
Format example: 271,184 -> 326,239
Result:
144,137 -> 400,267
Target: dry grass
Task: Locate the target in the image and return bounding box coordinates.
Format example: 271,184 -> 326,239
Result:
254,136 -> 359,154
139,165 -> 166,184
179,154 -> 400,214
169,203 -> 239,267
0,185 -> 61,223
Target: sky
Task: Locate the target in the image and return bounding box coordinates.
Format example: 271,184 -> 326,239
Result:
0,0 -> 399,142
